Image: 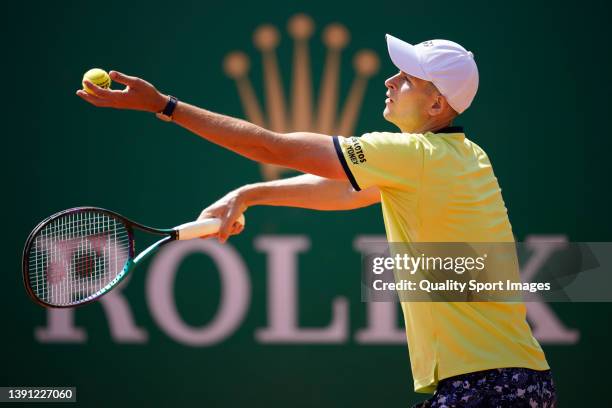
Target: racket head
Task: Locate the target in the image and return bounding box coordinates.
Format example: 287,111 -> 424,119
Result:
22,207 -> 136,308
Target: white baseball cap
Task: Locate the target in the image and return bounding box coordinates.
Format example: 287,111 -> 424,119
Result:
385,34 -> 479,114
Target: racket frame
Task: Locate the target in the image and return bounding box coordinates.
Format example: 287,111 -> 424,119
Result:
22,206 -> 177,308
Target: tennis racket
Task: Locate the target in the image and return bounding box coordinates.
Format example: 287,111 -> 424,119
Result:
22,207 -> 245,308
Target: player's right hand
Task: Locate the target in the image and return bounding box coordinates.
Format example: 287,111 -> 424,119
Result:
197,189 -> 248,243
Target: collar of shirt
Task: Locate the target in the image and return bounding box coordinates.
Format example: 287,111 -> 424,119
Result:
433,126 -> 464,134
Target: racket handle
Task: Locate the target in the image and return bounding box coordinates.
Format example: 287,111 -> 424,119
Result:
173,214 -> 245,241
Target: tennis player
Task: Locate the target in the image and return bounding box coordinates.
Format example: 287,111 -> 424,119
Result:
77,35 -> 557,407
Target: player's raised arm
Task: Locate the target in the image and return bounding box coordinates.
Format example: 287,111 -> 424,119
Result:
171,104 -> 346,179
76,71 -> 346,180
198,174 -> 380,242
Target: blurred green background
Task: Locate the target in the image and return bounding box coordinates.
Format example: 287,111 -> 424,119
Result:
2,0 -> 611,406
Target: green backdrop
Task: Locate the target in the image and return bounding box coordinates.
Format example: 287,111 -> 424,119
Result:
2,0 -> 611,406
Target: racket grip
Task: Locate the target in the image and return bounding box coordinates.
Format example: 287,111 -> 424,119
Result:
174,214 -> 245,241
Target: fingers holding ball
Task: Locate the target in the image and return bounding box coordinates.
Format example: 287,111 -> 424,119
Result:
82,68 -> 111,95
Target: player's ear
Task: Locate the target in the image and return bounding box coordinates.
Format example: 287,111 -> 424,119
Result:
428,94 -> 447,117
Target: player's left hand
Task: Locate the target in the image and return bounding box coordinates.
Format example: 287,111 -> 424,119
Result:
76,71 -> 168,112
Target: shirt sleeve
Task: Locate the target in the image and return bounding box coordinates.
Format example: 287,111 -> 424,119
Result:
332,132 -> 424,191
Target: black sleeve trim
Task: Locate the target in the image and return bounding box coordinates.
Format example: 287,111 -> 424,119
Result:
332,136 -> 361,191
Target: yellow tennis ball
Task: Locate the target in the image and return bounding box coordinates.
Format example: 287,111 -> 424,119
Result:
82,68 -> 111,94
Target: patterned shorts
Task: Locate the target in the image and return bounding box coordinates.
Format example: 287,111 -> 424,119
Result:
411,367 -> 557,408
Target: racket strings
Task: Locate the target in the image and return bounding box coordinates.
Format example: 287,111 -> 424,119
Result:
27,211 -> 131,306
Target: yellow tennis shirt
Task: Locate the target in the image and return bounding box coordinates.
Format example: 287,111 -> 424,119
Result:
333,127 -> 550,393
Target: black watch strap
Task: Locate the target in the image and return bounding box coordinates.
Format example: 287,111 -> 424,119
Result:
162,95 -> 178,117
156,95 -> 178,122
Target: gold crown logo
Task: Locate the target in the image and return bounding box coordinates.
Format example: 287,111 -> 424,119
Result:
223,13 -> 380,180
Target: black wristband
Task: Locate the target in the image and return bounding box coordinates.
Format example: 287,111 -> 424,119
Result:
162,95 -> 178,117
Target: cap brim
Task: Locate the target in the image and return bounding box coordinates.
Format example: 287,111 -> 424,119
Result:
385,34 -> 429,81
